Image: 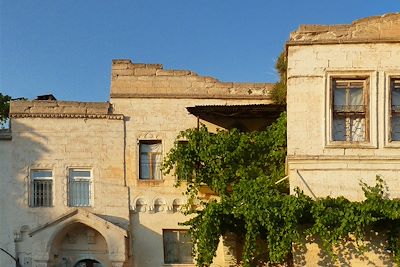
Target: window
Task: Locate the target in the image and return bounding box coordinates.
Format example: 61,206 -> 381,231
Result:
163,230 -> 193,264
390,78 -> 400,141
331,78 -> 369,142
68,169 -> 92,207
30,170 -> 53,207
139,141 -> 162,180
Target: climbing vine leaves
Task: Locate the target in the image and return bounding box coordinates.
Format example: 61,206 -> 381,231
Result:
163,113 -> 400,266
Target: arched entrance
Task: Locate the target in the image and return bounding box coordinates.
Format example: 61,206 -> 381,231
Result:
29,209 -> 128,267
74,259 -> 102,267
50,222 -> 110,266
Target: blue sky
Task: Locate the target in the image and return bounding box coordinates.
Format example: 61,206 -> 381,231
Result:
0,1 -> 399,102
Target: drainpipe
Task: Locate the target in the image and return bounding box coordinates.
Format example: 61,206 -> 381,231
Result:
0,248 -> 22,267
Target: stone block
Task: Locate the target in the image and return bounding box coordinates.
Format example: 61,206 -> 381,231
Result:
134,68 -> 157,76
156,69 -> 173,76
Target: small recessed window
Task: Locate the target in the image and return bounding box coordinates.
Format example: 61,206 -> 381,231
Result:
30,170 -> 53,207
139,141 -> 162,180
68,169 -> 92,207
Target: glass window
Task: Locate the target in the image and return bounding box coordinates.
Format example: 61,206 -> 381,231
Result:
332,79 -> 368,142
163,230 -> 193,264
139,141 -> 162,180
30,170 -> 53,207
391,78 -> 400,141
69,169 -> 92,207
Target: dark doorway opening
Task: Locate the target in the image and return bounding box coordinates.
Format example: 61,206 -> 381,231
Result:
74,259 -> 102,267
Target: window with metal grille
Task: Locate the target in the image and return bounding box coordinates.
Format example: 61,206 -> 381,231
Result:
390,78 -> 400,141
68,169 -> 92,207
332,78 -> 369,142
163,230 -> 193,264
30,170 -> 53,207
139,141 -> 162,180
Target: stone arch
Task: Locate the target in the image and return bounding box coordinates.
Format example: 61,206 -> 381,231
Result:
29,209 -> 127,267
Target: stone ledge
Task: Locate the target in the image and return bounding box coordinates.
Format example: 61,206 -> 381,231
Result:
10,113 -> 124,120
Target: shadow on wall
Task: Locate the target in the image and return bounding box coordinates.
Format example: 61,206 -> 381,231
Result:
130,213 -> 164,266
95,214 -> 129,231
293,230 -> 394,267
1,119 -> 50,266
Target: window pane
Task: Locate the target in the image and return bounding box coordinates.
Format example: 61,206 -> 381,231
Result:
69,169 -> 91,206
32,170 -> 52,179
32,179 -> 52,207
151,153 -> 162,180
140,153 -> 150,179
392,115 -> 400,141
139,141 -> 162,180
163,230 -> 193,264
70,170 -> 91,178
392,89 -> 400,108
334,88 -> 346,106
349,88 -> 363,106
349,117 -> 365,142
332,117 -> 346,141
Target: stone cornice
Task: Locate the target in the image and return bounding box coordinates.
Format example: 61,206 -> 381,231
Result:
110,93 -> 271,100
10,113 -> 124,120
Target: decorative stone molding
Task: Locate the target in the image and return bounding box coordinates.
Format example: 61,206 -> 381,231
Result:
10,113 -> 124,120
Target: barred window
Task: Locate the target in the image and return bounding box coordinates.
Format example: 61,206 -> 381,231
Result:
30,170 -> 53,207
163,230 -> 193,264
68,169 -> 92,207
139,141 -> 162,180
390,78 -> 400,141
332,79 -> 369,142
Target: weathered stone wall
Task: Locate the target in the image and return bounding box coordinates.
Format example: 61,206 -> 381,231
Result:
287,43 -> 400,200
0,101 -> 128,266
110,59 -> 273,99
289,13 -> 400,44
287,14 -> 400,266
110,59 -> 273,267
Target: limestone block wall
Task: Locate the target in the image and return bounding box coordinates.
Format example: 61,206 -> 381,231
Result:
287,13 -> 400,267
110,59 -> 273,267
0,101 -> 129,266
287,18 -> 400,200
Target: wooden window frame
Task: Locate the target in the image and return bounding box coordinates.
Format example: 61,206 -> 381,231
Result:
331,78 -> 370,143
389,77 -> 400,142
163,229 -> 193,265
139,140 -> 163,180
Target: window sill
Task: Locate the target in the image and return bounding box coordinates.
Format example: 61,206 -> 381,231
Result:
137,179 -> 164,186
384,141 -> 400,148
325,142 -> 377,149
163,264 -> 195,267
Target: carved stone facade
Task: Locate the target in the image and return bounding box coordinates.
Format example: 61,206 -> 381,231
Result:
0,60 -> 273,267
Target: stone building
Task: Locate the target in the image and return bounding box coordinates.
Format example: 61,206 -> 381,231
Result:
287,13 -> 400,265
0,60 -> 277,267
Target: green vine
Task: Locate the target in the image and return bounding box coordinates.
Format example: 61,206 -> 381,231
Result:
163,113 -> 400,266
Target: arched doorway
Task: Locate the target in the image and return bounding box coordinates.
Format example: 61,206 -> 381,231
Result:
74,259 -> 102,267
50,222 -> 111,266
